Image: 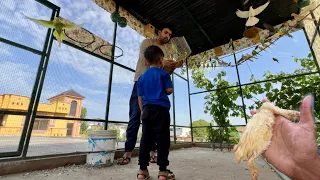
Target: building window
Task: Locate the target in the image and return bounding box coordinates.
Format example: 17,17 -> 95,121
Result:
69,100 -> 77,116
33,118 -> 50,130
0,114 -> 4,126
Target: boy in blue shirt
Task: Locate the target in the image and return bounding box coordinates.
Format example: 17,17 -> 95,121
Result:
136,45 -> 175,180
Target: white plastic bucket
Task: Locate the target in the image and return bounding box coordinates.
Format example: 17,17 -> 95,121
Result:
86,130 -> 117,167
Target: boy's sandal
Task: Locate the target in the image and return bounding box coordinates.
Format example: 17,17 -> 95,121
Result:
117,156 -> 131,165
137,169 -> 150,180
150,155 -> 157,163
158,169 -> 175,180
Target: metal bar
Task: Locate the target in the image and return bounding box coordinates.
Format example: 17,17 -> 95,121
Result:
302,27 -> 320,75
172,74 -> 177,144
192,125 -> 246,128
311,17 -> 320,46
35,0 -> 59,10
231,42 -> 248,124
16,9 -> 57,156
186,58 -> 194,142
104,4 -> 119,130
0,151 -> 21,159
171,125 -> 191,128
0,37 -> 43,55
177,0 -> 215,47
61,40 -> 135,73
21,8 -> 58,158
173,72 -> 187,81
35,115 -> 106,122
0,111 -> 28,116
310,12 -> 320,46
190,71 -> 319,95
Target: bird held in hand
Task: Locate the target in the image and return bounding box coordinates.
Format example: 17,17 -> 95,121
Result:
232,102 -> 300,180
236,1 -> 270,26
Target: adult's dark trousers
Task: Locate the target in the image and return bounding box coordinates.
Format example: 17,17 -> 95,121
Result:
124,81 -> 157,152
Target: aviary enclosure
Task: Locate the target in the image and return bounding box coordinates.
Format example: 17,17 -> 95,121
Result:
0,0 -> 319,162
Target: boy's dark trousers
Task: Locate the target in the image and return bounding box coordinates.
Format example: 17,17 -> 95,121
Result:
138,104 -> 171,171
125,81 -> 157,152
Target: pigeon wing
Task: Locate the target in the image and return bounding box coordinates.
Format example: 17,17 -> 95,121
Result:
236,9 -> 249,18
252,1 -> 270,16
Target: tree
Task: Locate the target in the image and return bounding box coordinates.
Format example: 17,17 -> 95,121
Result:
191,67 -> 243,143
242,53 -> 320,143
190,52 -> 319,144
80,107 -> 89,135
244,53 -> 319,120
192,119 -> 210,141
81,107 -> 87,119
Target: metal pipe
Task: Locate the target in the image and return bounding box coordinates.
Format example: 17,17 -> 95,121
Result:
0,111 -> 29,116
186,58 -> 194,142
104,4 -> 119,130
231,41 -> 248,124
310,12 -> 320,46
172,74 -> 177,144
173,72 -> 187,81
311,17 -> 320,46
21,8 -> 59,157
190,71 -> 319,95
0,37 -> 43,55
177,0 -> 215,47
302,27 -> 320,75
61,40 -> 136,73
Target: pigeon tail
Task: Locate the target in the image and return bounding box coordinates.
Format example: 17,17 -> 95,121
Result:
246,16 -> 259,27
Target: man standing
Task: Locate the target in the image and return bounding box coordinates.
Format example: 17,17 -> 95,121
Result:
117,23 -> 182,165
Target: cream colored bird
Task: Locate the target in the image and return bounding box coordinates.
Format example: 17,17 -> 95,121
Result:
24,15 -> 83,47
232,102 -> 300,180
236,1 -> 270,27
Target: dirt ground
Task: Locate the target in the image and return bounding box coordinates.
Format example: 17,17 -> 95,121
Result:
0,147 -> 281,180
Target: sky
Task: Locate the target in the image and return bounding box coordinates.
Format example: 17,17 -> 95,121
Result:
0,0 -> 316,128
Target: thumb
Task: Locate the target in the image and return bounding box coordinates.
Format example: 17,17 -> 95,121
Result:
298,94 -> 315,126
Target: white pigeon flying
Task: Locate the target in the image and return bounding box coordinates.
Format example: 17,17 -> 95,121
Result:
236,1 -> 270,27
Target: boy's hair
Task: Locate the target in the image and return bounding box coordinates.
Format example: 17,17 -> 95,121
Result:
144,45 -> 164,65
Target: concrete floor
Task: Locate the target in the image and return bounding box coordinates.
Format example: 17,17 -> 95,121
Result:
0,148 -> 281,180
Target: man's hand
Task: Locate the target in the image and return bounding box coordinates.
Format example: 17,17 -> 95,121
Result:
163,59 -> 176,74
251,95 -> 320,179
175,59 -> 185,68
140,111 -> 143,121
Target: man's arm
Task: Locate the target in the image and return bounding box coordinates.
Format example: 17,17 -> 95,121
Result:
139,39 -> 151,67
164,73 -> 174,95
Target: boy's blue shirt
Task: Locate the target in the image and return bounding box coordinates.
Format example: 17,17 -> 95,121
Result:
137,67 -> 173,109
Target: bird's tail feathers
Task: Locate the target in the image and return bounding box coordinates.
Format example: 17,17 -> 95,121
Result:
246,16 -> 259,27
